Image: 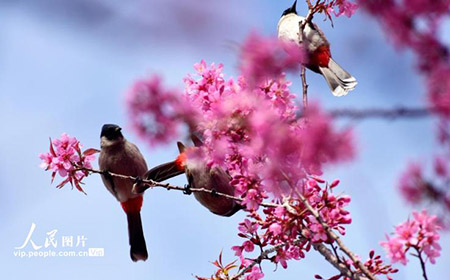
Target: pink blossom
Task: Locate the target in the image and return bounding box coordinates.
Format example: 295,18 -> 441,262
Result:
239,32 -> 305,86
381,210 -> 442,265
334,1 -> 358,18
380,235 -> 408,265
126,75 -> 185,146
268,223 -> 282,236
398,162 -> 425,204
242,189 -> 261,211
238,219 -> 258,235
39,134 -> 98,193
245,265 -> 264,280
428,65 -> 450,117
433,155 -> 448,177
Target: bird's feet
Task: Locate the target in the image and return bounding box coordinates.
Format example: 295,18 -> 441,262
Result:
134,176 -> 143,186
101,169 -> 111,178
183,184 -> 192,195
132,176 -> 148,194
211,189 -> 218,197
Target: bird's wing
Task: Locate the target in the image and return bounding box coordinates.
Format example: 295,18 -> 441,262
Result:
100,170 -> 119,198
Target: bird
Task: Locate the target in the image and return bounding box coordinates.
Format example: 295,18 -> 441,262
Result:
98,124 -> 148,262
134,135 -> 242,217
277,0 -> 357,96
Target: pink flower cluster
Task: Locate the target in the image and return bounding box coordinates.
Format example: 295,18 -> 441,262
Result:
39,133 -> 98,194
126,75 -> 186,146
361,0 -> 450,228
308,0 -> 358,21
181,60 -> 354,210
398,160 -> 450,226
380,210 -> 442,265
330,0 -> 358,18
239,32 -> 306,86
126,33 -> 355,279
358,1 -> 450,119
231,178 -> 351,272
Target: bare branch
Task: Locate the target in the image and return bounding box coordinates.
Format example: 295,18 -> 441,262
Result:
329,107 -> 436,120
312,243 -> 369,280
415,247 -> 429,280
78,167 -> 280,208
301,67 -> 308,109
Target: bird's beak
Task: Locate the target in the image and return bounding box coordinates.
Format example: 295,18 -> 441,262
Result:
290,0 -> 297,13
115,127 -> 122,132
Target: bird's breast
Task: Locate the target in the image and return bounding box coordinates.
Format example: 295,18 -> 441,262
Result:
277,15 -> 327,53
99,142 -> 148,202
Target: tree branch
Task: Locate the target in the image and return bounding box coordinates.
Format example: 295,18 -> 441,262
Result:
312,243 -> 369,280
415,248 -> 429,280
231,238 -> 369,280
299,1 -> 321,110
329,107 -> 436,120
301,67 -> 308,109
82,166 -> 374,279
292,189 -> 378,280
231,239 -> 303,279
78,167 -> 280,208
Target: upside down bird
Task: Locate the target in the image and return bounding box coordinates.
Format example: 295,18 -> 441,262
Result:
277,0 -> 357,96
98,124 -> 148,261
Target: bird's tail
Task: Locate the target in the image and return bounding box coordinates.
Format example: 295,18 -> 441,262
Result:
122,197 -> 148,262
319,58 -> 357,97
147,160 -> 184,182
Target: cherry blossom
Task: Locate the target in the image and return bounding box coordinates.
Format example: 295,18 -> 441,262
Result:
39,133 -> 98,194
381,210 -> 442,265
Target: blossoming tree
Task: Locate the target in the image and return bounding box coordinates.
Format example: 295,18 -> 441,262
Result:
39,0 -> 449,279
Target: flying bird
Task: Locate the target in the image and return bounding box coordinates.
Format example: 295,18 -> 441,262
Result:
98,124 -> 148,262
277,0 -> 357,96
135,135 -> 241,217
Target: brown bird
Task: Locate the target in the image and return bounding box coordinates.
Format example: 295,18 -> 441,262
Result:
135,135 -> 241,217
98,124 -> 148,262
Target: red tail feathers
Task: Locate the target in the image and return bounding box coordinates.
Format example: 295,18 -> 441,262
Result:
121,196 -> 148,262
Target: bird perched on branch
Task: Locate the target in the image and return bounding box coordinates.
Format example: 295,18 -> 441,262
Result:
134,135 -> 241,217
277,0 -> 357,96
98,124 -> 148,262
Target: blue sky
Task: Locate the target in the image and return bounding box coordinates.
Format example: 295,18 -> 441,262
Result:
0,1 -> 448,279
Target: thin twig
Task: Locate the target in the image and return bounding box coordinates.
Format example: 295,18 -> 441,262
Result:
415,248 -> 429,280
78,167 -> 279,208
301,67 -> 308,109
299,1 -> 320,110
83,166 -> 374,279
278,171 -> 378,280
231,239 -> 303,279
292,188 -> 378,280
231,238 -> 369,280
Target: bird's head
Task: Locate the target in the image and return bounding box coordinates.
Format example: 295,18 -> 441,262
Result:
281,0 -> 297,17
100,124 -> 124,147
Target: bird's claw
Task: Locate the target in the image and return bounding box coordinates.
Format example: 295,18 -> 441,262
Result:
134,176 -> 143,185
183,184 -> 192,195
132,176 -> 147,194
211,189 -> 218,197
